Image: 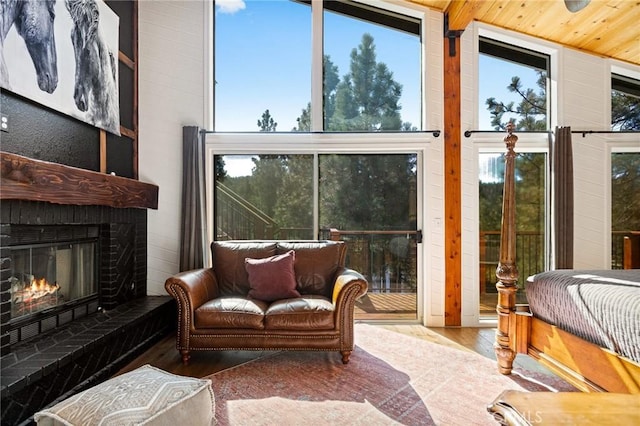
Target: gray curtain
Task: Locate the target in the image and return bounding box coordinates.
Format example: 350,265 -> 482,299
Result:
180,126 -> 207,271
553,126 -> 574,269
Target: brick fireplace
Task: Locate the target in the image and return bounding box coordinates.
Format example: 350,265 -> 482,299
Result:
0,152 -> 174,425
1,204 -> 148,355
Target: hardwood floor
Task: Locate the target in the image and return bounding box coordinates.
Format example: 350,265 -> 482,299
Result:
117,323 -> 555,379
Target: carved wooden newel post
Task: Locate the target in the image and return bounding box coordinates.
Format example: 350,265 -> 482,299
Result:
494,123 -> 519,374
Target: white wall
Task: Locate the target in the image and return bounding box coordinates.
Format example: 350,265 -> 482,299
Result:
422,10 -> 445,327
138,0 -> 207,295
561,50 -> 611,269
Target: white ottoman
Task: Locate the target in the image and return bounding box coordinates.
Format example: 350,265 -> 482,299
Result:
34,365 -> 215,426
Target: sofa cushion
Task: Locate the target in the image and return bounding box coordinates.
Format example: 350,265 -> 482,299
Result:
212,241 -> 277,296
245,250 -> 301,302
265,296 -> 335,330
195,297 -> 268,329
277,241 -> 346,298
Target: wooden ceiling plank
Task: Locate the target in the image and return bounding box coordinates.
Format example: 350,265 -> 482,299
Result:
475,0 -> 509,23
412,0 -> 450,12
406,0 -> 640,67
578,3 -> 640,51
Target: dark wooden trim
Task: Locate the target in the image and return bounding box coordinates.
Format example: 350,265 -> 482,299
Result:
101,1 -> 138,179
120,126 -> 136,140
1,152 -> 158,209
100,130 -> 107,173
443,34 -> 462,326
118,51 -> 135,69
133,0 -> 139,179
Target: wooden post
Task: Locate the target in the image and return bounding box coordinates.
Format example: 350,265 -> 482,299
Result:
443,25 -> 462,326
494,123 -> 519,374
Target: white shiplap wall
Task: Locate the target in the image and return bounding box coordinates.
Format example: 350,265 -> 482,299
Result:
561,50 -> 610,269
423,9 -> 445,326
138,0 -> 207,295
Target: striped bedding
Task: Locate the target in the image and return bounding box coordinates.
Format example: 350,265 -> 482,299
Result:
525,269 -> 640,364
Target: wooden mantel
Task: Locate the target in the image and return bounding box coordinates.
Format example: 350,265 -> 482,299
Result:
1,152 -> 158,209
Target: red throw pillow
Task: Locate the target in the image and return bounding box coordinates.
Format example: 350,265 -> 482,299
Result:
245,250 -> 300,302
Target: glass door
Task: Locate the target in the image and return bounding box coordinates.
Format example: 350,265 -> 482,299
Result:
318,154 -> 419,320
214,152 -> 420,320
478,151 -> 547,316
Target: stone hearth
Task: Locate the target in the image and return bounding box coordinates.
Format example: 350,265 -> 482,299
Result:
1,297 -> 173,426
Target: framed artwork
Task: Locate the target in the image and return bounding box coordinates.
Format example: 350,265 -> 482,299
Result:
1,0 -> 120,136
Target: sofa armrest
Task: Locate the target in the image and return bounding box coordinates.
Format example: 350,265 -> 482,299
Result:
165,268 -> 219,323
332,267 -> 368,307
165,268 -> 219,352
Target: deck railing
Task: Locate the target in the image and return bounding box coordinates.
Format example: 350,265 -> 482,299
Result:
480,230 -> 635,293
319,228 -> 419,294
215,191 -> 635,291
215,183 -> 279,240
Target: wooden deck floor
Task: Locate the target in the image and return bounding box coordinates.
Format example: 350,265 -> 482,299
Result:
355,292 -> 417,320
354,292 -> 506,319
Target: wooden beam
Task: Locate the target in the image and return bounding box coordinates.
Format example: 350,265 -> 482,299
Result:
443,32 -> 462,326
1,152 -> 158,209
445,0 -> 482,31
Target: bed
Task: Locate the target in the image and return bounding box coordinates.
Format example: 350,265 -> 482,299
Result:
493,124 -> 640,394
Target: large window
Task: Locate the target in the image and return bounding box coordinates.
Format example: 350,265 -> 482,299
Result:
610,73 -> 639,267
214,0 -> 422,132
214,1 -> 311,131
322,2 -> 421,131
214,151 -> 420,319
611,151 -> 640,268
478,37 -> 550,131
477,37 -> 550,317
211,1 -> 428,320
611,74 -> 640,131
478,150 -> 547,315
214,154 -> 314,239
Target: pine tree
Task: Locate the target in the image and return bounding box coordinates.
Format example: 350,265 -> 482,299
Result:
257,109 -> 277,132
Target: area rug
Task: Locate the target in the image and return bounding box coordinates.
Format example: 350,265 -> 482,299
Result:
207,324 -> 576,425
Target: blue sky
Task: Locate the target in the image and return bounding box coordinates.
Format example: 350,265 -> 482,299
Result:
215,0 -> 540,132
215,0 -> 421,131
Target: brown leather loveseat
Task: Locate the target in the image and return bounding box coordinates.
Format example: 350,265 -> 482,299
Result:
164,240 -> 368,365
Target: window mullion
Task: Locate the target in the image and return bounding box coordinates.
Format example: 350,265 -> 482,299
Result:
311,0 -> 324,132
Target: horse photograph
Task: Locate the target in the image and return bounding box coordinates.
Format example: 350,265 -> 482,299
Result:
1,0 -> 119,136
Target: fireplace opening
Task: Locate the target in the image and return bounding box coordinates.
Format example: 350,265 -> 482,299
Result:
10,239 -> 98,321
6,225 -> 101,343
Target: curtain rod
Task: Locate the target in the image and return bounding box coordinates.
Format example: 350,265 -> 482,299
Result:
571,130 -> 640,137
464,130 -> 551,137
464,129 -> 640,138
200,130 -> 442,137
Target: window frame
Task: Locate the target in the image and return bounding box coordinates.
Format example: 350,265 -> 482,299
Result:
474,25 -> 559,132
209,0 -> 426,133
610,64 -> 640,131
204,1 -> 438,325
468,24 -> 558,325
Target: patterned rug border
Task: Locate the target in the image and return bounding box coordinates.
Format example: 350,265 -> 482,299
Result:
207,324 -> 576,425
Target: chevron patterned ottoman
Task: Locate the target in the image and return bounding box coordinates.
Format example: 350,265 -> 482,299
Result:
34,365 -> 215,426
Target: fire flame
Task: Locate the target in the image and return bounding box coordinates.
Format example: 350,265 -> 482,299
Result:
29,278 -> 60,298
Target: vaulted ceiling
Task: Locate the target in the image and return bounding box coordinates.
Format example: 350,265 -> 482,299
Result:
406,0 -> 640,65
